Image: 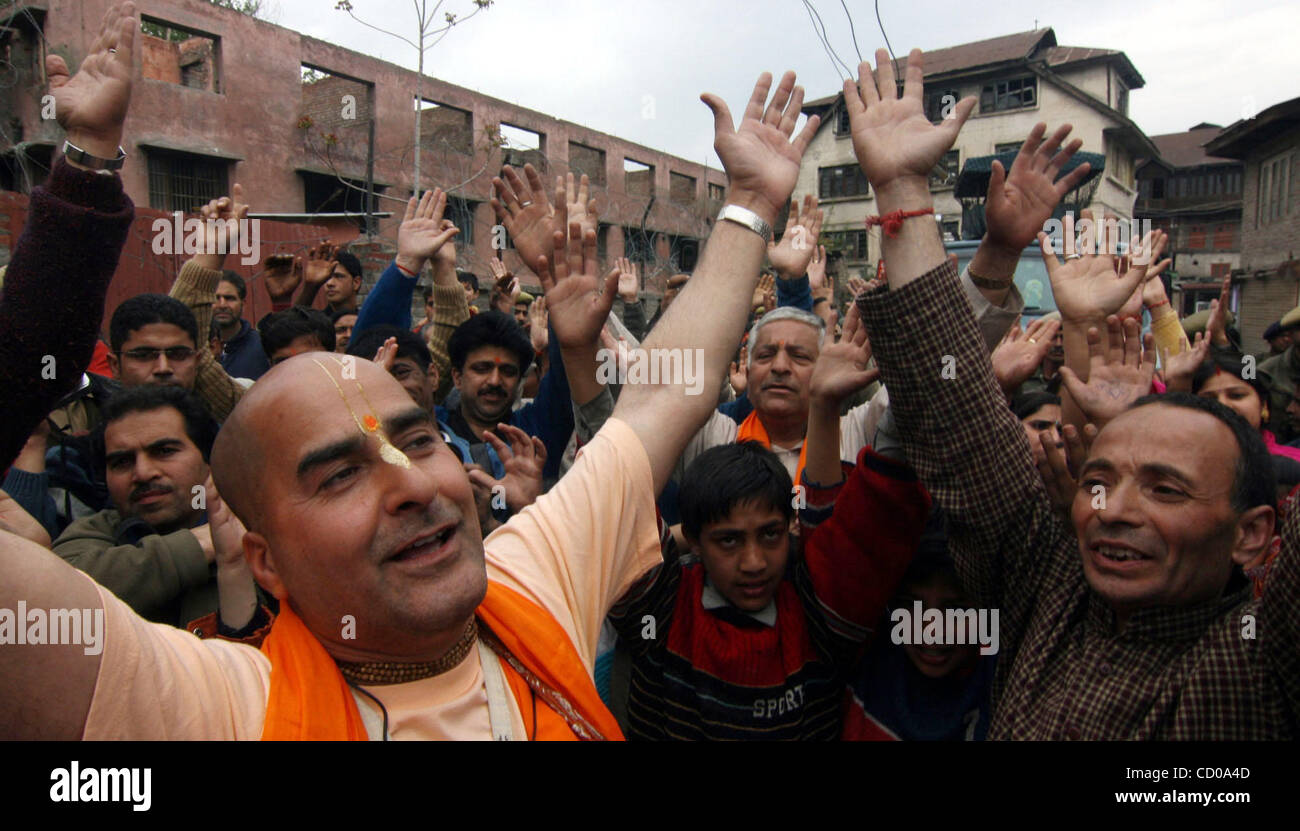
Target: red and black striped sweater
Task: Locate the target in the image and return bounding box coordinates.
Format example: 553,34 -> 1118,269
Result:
609,447 -> 931,740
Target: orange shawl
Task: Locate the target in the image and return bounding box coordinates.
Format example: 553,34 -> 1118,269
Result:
259,581 -> 622,741
737,410 -> 808,485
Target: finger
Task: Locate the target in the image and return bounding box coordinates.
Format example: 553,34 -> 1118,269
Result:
763,71 -> 795,127
1018,122 -> 1048,168
532,436 -> 547,465
565,221 -> 584,276
700,92 -> 736,138
1058,365 -> 1088,409
501,167 -> 526,209
578,173 -> 591,209
1038,231 -> 1061,274
466,468 -> 499,491
936,96 -> 977,145
1141,331 -> 1157,373
1046,138 -> 1083,180
792,113 -> 821,157
1122,316 -> 1142,367
523,164 -> 547,204
535,254 -> 555,294
403,195 -> 417,223
1054,160 -> 1092,197
873,49 -> 896,100
987,159 -> 1007,200
480,427 -> 514,459
555,175 -> 568,231
1040,429 -> 1073,487
779,84 -> 806,137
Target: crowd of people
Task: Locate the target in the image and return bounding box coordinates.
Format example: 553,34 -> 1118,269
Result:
1,1 -> 1297,741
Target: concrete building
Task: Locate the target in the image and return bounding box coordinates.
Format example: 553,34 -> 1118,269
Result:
799,28 -> 1154,280
1134,123 -> 1243,317
0,0 -> 726,297
1205,95 -> 1300,355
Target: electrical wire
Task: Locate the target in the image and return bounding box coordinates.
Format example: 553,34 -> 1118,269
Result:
874,0 -> 901,86
800,0 -> 854,81
840,0 -> 864,63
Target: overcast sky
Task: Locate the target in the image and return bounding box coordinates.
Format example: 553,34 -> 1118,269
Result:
262,0 -> 1300,169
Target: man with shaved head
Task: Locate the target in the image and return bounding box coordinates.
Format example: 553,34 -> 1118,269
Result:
2,68 -> 825,739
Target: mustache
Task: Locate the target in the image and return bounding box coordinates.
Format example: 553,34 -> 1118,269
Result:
477,385 -> 509,399
376,500 -> 464,562
130,483 -> 173,502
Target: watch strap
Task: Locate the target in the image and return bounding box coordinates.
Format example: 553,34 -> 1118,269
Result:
717,204 -> 773,242
62,140 -> 127,171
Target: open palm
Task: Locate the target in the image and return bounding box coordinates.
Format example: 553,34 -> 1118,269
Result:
843,49 -> 975,191
536,222 -> 618,350
48,2 -> 136,149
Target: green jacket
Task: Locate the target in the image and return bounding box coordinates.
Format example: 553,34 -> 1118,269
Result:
53,509 -> 217,629
1260,346 -> 1300,442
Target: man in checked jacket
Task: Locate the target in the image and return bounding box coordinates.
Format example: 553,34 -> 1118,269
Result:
840,47 -> 1298,739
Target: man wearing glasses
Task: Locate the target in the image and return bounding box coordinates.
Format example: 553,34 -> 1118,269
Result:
107,294 -> 202,391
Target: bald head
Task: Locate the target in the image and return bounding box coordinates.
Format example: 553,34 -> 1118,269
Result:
212,353 -> 393,530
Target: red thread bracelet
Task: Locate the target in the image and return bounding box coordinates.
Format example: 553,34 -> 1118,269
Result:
865,208 -> 934,238
1148,299 -> 1169,309
395,260 -> 418,277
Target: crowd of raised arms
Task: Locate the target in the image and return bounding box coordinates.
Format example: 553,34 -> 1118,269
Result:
2,1 -> 1298,742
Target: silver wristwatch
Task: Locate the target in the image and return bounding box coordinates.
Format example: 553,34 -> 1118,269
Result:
717,204 -> 773,242
62,140 -> 127,171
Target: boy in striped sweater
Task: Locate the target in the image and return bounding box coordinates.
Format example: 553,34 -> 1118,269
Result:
608,307 -> 930,739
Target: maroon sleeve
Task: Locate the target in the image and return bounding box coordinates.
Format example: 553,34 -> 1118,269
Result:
801,446 -> 932,640
0,157 -> 133,471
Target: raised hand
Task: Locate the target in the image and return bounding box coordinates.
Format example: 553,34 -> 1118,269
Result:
465,424 -> 548,514
991,316 -> 1062,395
193,183 -> 249,270
986,123 -> 1092,253
1205,273 -> 1233,346
1040,210 -> 1160,323
205,476 -> 258,630
807,244 -> 828,292
701,71 -> 821,226
1140,233 -> 1174,308
768,195 -> 824,279
490,275 -> 518,315
845,275 -> 870,299
809,303 -> 879,405
528,297 -> 549,353
842,48 -> 975,198
616,257 -> 639,302
752,272 -> 775,311
535,221 -> 618,350
371,336 -> 398,371
1036,422 -> 1098,516
263,254 -> 303,302
556,172 -> 598,240
1058,316 -> 1156,428
302,241 -> 338,287
488,255 -> 510,282
491,164 -> 558,274
1162,331 -> 1211,393
48,1 -> 136,162
729,344 -> 749,395
396,188 -> 459,275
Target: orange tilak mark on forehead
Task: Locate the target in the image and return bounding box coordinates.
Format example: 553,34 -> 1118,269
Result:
363,414 -> 379,432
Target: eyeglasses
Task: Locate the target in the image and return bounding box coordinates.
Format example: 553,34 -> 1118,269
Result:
119,346 -> 197,363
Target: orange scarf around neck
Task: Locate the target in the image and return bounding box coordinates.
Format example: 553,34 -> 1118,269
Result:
259,581 -> 622,741
737,410 -> 808,485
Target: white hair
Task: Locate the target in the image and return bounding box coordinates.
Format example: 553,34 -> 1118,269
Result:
746,306 -> 825,368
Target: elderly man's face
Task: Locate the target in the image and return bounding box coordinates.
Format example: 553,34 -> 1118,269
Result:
235,357 -> 485,659
747,319 -> 821,424
1071,404 -> 1270,618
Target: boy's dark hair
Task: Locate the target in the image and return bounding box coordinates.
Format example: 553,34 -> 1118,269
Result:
219,270 -> 247,300
346,324 -> 432,371
334,250 -> 363,280
330,307 -> 358,324
457,271 -> 478,292
1010,390 -> 1061,421
258,306 -> 336,359
447,310 -> 533,374
1191,347 -> 1272,403
109,294 -> 199,352
101,384 -> 218,462
1132,392 -> 1274,512
208,319 -> 222,342
678,440 -> 794,541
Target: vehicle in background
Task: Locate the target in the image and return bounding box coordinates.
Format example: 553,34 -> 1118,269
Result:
946,240 -> 1056,322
